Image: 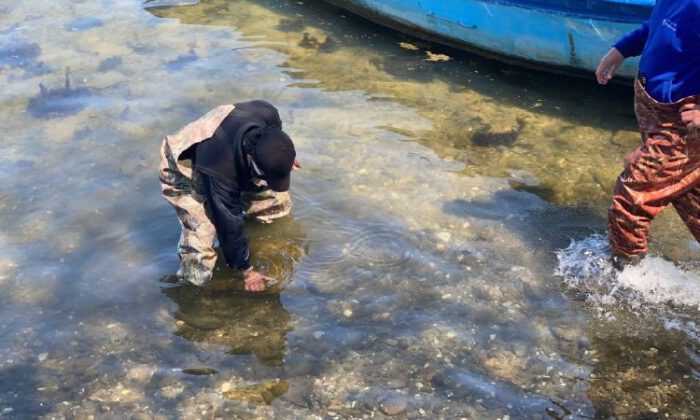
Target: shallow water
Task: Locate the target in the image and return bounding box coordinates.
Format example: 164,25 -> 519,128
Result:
1,0 -> 699,418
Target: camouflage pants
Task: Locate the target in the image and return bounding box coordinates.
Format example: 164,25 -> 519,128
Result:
609,80 -> 700,258
159,139 -> 292,285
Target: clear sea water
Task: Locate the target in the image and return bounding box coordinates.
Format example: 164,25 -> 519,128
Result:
1,0 -> 699,417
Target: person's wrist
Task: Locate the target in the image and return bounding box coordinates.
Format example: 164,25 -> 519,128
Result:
242,266 -> 253,276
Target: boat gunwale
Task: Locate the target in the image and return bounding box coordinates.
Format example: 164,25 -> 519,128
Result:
485,0 -> 653,23
330,0 -> 654,24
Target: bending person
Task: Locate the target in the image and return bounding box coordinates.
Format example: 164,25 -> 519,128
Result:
159,100 -> 299,290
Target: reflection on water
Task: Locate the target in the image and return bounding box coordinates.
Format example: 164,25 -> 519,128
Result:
162,285 -> 292,367
1,0 -> 699,417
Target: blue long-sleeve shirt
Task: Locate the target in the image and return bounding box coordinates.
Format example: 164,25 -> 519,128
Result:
614,0 -> 700,103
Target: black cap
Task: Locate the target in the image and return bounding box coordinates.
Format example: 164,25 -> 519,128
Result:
253,128 -> 296,192
232,100 -> 282,128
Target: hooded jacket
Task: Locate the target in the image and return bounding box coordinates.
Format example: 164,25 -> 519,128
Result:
174,100 -> 285,270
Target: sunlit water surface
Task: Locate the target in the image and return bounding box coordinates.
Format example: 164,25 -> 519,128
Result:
1,0 -> 699,417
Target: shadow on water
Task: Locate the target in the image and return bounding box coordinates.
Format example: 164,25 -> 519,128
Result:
27,70 -> 103,118
444,190 -> 609,252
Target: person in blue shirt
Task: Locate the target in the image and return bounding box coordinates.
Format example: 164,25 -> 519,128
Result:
595,0 -> 700,269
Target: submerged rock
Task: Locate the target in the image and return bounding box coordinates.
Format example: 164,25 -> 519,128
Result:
471,117 -> 526,147
222,379 -> 289,405
318,35 -> 340,54
298,33 -> 320,49
378,395 -> 408,416
276,18 -> 305,32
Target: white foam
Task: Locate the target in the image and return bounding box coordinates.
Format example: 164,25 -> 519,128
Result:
555,234 -> 700,340
665,318 -> 700,342
556,234 -> 700,310
616,258 -> 700,310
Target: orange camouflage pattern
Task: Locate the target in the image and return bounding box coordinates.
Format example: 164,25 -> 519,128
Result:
159,105 -> 292,285
609,80 -> 700,258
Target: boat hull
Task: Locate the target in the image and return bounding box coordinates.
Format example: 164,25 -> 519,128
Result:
324,0 -> 654,78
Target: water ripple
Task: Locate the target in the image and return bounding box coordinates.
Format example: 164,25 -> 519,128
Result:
297,219 -> 419,288
346,224 -> 415,268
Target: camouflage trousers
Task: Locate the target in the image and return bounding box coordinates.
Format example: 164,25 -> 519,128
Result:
159,139 -> 292,285
609,80 -> 700,258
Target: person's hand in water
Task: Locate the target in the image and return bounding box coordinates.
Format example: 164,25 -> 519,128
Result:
243,268 -> 275,292
680,103 -> 700,129
595,47 -> 625,85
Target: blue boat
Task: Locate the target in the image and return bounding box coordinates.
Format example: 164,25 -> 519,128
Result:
323,0 -> 654,78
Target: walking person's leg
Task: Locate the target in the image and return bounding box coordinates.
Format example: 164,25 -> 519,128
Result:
608,82 -> 700,264
672,187 -> 700,243
671,126 -> 700,242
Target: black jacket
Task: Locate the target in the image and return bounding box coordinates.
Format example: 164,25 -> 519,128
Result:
191,100 -> 283,270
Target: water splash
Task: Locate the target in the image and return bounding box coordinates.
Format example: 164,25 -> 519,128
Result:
555,234 -> 700,341
556,234 -> 700,308
554,233 -> 615,281
616,258 -> 700,310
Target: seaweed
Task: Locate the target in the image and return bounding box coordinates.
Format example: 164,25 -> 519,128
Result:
471,117 -> 526,147
0,41 -> 40,68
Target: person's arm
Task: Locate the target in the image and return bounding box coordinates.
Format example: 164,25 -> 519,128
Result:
200,172 -> 251,270
200,172 -> 273,291
614,21 -> 649,59
595,22 -> 649,85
